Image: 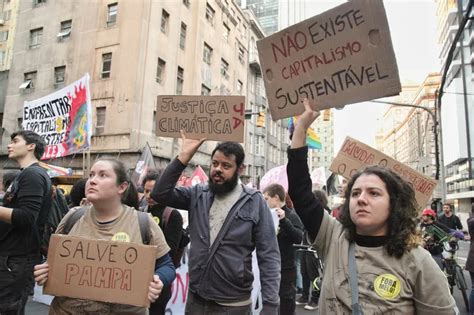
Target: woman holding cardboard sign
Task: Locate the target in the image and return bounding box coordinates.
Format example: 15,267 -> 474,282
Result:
287,99 -> 456,314
34,159 -> 175,314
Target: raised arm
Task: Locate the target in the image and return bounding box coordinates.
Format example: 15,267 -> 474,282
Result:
287,99 -> 325,241
151,131 -> 206,209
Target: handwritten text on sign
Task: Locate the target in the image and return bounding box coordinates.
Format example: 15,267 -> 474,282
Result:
23,74 -> 92,159
329,137 -> 437,208
156,95 -> 245,142
257,0 -> 401,120
44,235 -> 156,307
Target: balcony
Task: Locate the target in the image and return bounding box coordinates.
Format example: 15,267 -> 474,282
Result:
249,52 -> 261,74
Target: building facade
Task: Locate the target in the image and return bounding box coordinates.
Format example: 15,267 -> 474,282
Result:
378,73 -> 441,207
436,0 -> 474,213
0,1 -> 249,174
0,0 -> 19,116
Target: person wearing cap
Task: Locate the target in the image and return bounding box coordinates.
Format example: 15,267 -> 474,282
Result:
420,208 -> 453,269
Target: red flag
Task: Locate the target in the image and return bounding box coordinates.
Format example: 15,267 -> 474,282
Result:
186,166 -> 208,187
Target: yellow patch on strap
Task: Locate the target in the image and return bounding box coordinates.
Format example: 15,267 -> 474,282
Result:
374,274 -> 401,300
111,232 -> 130,243
153,216 -> 160,225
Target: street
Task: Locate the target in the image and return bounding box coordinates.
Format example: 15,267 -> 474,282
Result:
26,240 -> 473,315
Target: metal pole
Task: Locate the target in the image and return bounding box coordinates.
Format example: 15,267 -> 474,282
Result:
457,0 -> 473,181
372,100 -> 440,180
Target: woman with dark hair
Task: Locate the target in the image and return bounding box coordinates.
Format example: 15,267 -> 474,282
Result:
33,159 -> 175,314
287,99 -> 456,314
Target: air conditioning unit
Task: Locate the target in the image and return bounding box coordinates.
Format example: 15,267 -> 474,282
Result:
0,20 -> 5,26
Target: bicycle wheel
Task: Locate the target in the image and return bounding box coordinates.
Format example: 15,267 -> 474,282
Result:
454,264 -> 469,312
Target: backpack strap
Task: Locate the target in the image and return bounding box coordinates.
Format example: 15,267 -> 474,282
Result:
137,211 -> 151,245
162,207 -> 173,229
62,207 -> 87,235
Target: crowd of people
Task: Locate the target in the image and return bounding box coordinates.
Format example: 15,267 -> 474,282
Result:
1,100 -> 473,315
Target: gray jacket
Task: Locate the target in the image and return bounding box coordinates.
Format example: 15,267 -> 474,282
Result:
151,158 -> 281,312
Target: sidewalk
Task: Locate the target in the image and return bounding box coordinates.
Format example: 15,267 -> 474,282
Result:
26,297 -> 49,315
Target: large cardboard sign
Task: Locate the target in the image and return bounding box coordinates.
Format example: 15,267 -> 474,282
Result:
257,0 -> 401,120
23,74 -> 92,159
44,234 -> 156,307
330,137 -> 437,207
156,95 -> 245,142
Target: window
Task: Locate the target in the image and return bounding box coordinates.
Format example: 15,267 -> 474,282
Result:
205,3 -> 215,25
0,31 -> 7,42
17,117 -> 22,130
95,107 -> 106,135
156,58 -> 166,83
179,22 -> 187,49
223,23 -> 230,42
203,42 -> 212,65
29,28 -> 43,49
107,3 -> 118,26
0,51 -> 5,65
183,0 -> 190,7
201,84 -> 211,95
101,53 -> 112,79
238,45 -> 245,64
20,71 -> 37,90
176,66 -> 184,95
161,9 -> 169,34
220,58 -> 229,79
237,80 -> 243,95
2,10 -> 11,21
33,0 -> 46,7
54,66 -> 66,88
57,20 -> 72,40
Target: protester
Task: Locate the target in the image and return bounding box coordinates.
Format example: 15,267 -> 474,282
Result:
297,190 -> 329,311
0,130 -> 52,315
68,178 -> 87,208
439,203 -> 463,231
466,206 -> 474,314
151,132 -> 281,314
263,183 -> 304,315
419,208 -> 455,269
143,169 -> 184,315
331,176 -> 347,219
287,99 -> 456,314
34,158 -> 175,314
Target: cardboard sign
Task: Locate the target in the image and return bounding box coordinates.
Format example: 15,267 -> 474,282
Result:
156,95 -> 245,142
257,0 -> 401,120
44,234 -> 156,307
330,137 -> 437,207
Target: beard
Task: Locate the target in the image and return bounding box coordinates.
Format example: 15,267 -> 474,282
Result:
208,170 -> 239,195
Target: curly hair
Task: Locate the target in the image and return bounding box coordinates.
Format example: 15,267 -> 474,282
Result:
339,166 -> 420,258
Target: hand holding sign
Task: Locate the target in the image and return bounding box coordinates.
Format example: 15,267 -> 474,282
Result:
148,275 -> 163,303
291,99 -> 320,149
178,130 -> 207,165
296,99 -> 320,131
34,262 -> 49,286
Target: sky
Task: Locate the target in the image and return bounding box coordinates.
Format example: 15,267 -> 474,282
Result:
303,0 -> 439,151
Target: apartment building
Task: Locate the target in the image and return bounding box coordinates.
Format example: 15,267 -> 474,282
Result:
436,0 -> 474,212
0,0 -> 19,116
0,0 -> 261,174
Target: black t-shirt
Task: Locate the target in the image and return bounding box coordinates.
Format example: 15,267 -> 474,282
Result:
0,163 -> 52,256
277,205 -> 304,270
438,214 -> 463,230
